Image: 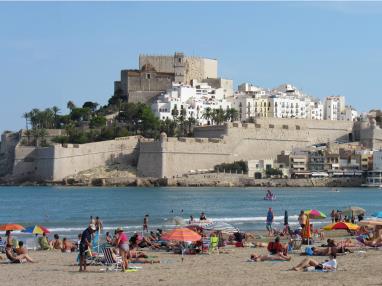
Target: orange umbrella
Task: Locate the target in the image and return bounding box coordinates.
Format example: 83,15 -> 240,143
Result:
0,224 -> 25,231
162,228 -> 201,242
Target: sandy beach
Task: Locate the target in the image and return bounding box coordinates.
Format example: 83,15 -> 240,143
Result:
1,244 -> 382,286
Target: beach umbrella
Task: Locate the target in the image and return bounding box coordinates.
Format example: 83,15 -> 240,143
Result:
323,222 -> 360,231
342,207 -> 366,217
0,224 -> 25,231
371,211 -> 382,219
203,221 -> 239,234
162,228 -> 201,242
171,216 -> 186,226
304,209 -> 327,219
21,225 -> 50,235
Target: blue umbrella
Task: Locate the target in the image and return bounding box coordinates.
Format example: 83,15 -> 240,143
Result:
371,211 -> 382,219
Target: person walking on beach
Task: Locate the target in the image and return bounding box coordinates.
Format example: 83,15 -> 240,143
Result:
266,208 -> 274,236
79,224 -> 96,272
143,215 -> 149,232
95,216 -> 103,232
298,210 -> 307,229
115,227 -> 129,271
330,210 -> 336,223
200,212 -> 207,221
189,215 -> 194,224
283,210 -> 290,236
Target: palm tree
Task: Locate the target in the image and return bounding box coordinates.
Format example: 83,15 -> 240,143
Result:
202,107 -> 212,125
22,112 -> 29,131
52,106 -> 60,128
67,100 -> 76,111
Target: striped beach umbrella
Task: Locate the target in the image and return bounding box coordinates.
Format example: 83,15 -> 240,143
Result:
21,225 -> 50,234
203,221 -> 239,234
162,228 -> 201,242
323,222 -> 360,231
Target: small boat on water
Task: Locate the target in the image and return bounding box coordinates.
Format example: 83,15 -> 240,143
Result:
264,190 -> 276,200
264,194 -> 276,201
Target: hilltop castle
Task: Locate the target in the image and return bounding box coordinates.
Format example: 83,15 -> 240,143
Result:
113,52 -> 233,104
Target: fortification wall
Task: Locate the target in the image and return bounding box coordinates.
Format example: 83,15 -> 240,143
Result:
194,119 -> 353,144
0,132 -> 20,177
11,137 -> 140,182
138,119 -> 354,178
12,145 -> 55,181
139,55 -> 174,74
184,57 -> 218,83
137,137 -> 230,178
51,137 -> 140,181
137,139 -> 163,178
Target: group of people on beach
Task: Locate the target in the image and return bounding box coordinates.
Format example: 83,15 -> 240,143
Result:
2,207 -> 382,276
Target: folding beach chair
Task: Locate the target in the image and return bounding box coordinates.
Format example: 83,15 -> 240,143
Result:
0,242 -> 6,253
25,238 -> 38,250
103,247 -> 123,271
202,237 -> 210,254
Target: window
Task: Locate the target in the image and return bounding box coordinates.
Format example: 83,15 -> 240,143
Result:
146,73 -> 151,79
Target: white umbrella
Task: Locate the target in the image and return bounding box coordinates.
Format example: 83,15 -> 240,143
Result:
203,221 -> 239,234
171,216 -> 186,226
342,206 -> 366,217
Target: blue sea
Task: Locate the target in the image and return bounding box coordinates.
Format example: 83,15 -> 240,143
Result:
1,186 -> 382,239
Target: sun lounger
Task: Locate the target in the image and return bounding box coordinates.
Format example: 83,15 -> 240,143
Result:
25,238 -> 38,251
102,247 -> 122,271
0,242 -> 6,253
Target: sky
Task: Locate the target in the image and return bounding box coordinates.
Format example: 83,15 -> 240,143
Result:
1,1 -> 382,133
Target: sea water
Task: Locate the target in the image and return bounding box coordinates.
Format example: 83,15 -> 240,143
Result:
0,186 -> 381,239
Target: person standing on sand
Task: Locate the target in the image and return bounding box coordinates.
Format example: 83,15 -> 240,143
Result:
79,224 -> 96,272
266,208 -> 274,236
143,215 -> 149,232
298,210 -> 307,229
95,216 -> 103,232
330,210 -> 335,223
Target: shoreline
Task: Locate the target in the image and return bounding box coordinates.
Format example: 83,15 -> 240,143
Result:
0,176 -> 365,188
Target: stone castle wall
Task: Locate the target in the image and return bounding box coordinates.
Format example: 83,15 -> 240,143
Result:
11,136 -> 140,182
137,119 -> 354,178
138,54 -> 217,84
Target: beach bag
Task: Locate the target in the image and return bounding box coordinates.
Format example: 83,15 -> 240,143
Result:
305,247 -> 313,256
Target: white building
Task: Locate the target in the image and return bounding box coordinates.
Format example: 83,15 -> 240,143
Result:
152,82 -> 231,125
340,105 -> 358,122
308,101 -> 324,120
366,150 -> 382,186
324,96 -> 346,120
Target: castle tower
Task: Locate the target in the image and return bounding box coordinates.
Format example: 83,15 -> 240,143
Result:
174,52 -> 185,83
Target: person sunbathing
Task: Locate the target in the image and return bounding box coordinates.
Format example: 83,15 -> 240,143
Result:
5,245 -> 35,263
358,234 -> 382,247
61,238 -> 76,253
250,253 -> 291,262
267,237 -> 291,260
50,234 -> 63,250
291,254 -> 337,271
